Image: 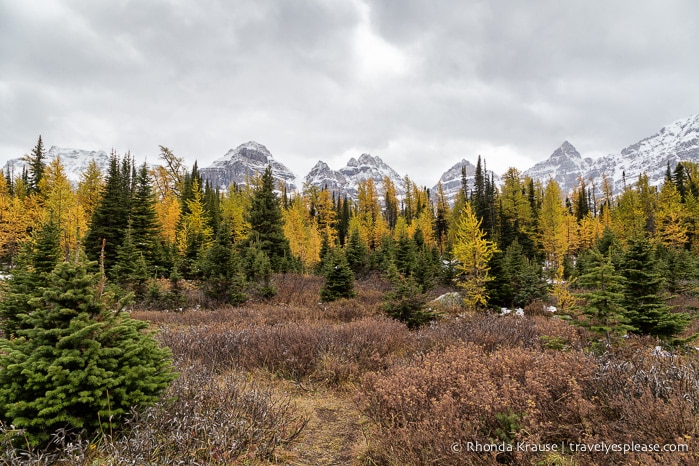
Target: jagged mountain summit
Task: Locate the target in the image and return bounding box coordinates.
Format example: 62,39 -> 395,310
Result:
198,141 -> 297,191
523,141 -> 594,195
4,113 -> 699,202
303,153 -> 405,200
524,115 -> 699,195
588,113 -> 699,193
2,146 -> 111,185
431,159 -> 502,205
304,160 -> 348,194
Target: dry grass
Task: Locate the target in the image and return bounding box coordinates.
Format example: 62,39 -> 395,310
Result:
4,273 -> 699,465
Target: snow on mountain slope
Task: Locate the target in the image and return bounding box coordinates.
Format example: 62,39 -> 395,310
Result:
522,141 -> 594,195
523,115 -> 699,195
304,160 -> 348,193
303,153 -> 405,201
198,141 -> 297,191
430,159 -> 503,205
1,146 -> 111,184
588,114 -> 699,193
3,113 -> 699,202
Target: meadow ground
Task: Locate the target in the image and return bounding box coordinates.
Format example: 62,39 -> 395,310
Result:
3,273 -> 699,465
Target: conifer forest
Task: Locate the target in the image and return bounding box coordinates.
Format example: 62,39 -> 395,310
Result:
1,138 -> 699,464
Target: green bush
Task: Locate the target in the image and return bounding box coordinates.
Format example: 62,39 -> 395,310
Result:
0,260 -> 176,447
320,248 -> 356,302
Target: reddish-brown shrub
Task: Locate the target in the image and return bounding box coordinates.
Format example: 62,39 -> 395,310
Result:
158,316 -> 416,386
360,340 -> 699,465
417,313 -> 588,353
361,343 -> 595,465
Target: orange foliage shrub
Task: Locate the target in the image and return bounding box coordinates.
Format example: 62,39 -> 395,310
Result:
360,340 -> 699,465
361,343 -> 595,465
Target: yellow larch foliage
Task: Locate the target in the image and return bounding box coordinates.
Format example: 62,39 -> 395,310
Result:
656,181 -> 688,248
539,179 -> 569,273
357,178 -> 388,250
283,195 -> 321,272
177,180 -> 213,257
76,159 -> 104,221
220,186 -> 251,243
39,157 -> 88,256
576,213 -> 602,252
452,203 -> 499,312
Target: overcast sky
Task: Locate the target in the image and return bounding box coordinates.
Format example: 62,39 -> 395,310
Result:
2,0 -> 699,188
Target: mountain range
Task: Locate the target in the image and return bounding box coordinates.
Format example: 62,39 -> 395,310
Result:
3,114 -> 699,203
523,114 -> 699,195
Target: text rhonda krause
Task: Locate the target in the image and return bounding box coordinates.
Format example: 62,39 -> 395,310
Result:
453,441 -> 689,454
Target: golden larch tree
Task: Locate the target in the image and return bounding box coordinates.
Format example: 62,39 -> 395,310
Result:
452,203 -> 499,311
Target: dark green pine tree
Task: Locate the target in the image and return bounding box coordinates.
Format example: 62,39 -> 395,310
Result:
320,248 -> 355,302
112,222 -> 149,296
317,232 -> 332,273
241,239 -> 275,297
673,162 -> 687,202
130,163 -> 161,270
0,259 -> 176,447
179,161 -> 203,217
345,225 -> 369,275
394,230 -> 417,277
575,249 -> 630,347
199,223 -> 247,305
244,166 -> 293,272
382,261 -> 435,329
620,236 -> 691,339
336,195 -> 351,247
0,221 -> 62,336
84,153 -> 132,276
473,155 -> 487,222
24,135 -> 47,195
203,181 -> 221,233
412,243 -> 439,293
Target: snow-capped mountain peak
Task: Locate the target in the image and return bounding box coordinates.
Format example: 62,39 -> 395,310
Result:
586,113 -> 699,193
431,158 -> 501,205
200,141 -> 297,191
302,152 -> 404,200
523,141 -> 594,194
1,146 -> 112,185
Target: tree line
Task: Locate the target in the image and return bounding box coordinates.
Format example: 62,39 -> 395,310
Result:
1,138 -> 698,340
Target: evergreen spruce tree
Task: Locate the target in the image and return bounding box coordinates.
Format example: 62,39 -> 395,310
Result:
382,261 -> 436,329
112,222 -> 149,297
656,245 -> 697,294
24,135 -> 46,195
0,221 -> 62,336
345,225 -> 369,275
575,249 -> 630,346
245,166 -> 293,272
490,238 -> 546,308
200,224 -> 247,305
336,195 -> 351,246
0,259 -> 176,447
320,248 -> 355,302
203,181 -> 221,233
130,163 -> 161,270
242,240 -> 275,297
620,236 -> 690,338
84,153 -> 131,275
412,244 -> 439,293
394,230 -> 417,277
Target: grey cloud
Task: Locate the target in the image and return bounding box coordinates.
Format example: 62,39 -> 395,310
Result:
2,0 -> 699,188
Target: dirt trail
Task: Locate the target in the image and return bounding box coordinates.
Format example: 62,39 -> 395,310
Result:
275,384 -> 369,466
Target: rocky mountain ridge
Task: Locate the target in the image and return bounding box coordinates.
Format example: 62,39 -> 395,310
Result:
526,114 -> 699,195
4,113 -> 699,202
